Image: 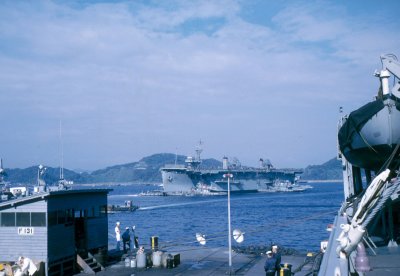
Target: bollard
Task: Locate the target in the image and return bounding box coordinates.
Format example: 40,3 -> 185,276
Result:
150,236 -> 159,251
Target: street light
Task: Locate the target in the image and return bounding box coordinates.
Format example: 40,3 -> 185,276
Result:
223,173 -> 233,274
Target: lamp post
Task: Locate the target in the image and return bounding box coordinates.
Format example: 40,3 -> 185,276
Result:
223,173 -> 233,274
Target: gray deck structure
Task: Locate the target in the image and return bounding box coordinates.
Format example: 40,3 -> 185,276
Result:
0,189 -> 111,276
76,246 -> 312,275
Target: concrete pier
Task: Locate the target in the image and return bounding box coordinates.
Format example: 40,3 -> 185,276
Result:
75,246 -> 311,275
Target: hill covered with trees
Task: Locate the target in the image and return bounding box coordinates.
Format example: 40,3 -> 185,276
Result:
3,154 -> 342,185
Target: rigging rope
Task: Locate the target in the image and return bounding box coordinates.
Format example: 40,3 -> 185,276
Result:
361,178 -> 400,228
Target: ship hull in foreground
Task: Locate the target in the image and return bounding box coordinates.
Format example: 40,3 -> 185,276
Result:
319,54 -> 400,275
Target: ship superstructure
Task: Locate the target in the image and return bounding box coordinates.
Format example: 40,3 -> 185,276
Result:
160,144 -> 302,194
319,54 -> 400,275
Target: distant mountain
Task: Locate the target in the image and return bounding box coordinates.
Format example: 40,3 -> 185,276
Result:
5,166 -> 88,185
300,157 -> 342,180
3,154 -> 342,184
3,153 -> 222,185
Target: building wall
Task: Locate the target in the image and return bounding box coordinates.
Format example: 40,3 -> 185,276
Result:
87,218 -> 108,250
47,224 -> 75,262
0,200 -> 48,262
0,191 -> 109,265
47,192 -> 108,262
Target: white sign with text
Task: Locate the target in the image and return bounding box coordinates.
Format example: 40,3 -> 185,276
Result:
18,227 -> 34,235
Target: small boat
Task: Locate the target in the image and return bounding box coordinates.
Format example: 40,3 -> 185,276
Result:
258,180 -> 312,193
107,200 -> 139,213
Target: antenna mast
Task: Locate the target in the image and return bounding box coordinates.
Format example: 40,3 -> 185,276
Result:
59,121 -> 64,180
195,140 -> 203,161
0,158 -> 4,183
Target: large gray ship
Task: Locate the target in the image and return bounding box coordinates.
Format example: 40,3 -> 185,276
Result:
160,144 -> 302,194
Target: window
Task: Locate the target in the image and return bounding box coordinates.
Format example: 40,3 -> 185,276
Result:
16,213 -> 30,226
31,213 -> 46,227
1,213 -> 15,226
74,210 -> 82,218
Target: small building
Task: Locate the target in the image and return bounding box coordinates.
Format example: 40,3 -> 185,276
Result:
0,189 -> 111,275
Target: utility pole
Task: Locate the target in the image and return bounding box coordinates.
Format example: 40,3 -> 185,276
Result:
224,173 -> 233,274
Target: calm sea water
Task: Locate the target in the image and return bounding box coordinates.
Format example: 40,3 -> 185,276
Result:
79,182 -> 343,253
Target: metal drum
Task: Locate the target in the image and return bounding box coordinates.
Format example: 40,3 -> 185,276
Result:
152,251 -> 163,267
136,252 -> 146,268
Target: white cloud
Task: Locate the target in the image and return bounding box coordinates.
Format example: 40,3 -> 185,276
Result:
0,0 -> 399,169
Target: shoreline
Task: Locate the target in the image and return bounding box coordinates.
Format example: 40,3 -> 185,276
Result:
304,180 -> 342,183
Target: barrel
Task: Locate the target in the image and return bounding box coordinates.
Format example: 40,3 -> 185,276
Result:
166,256 -> 174,269
130,258 -> 136,268
150,236 -> 158,250
136,252 -> 146,268
146,252 -> 153,267
124,257 -> 130,267
162,253 -> 171,268
279,263 -> 292,276
283,263 -> 292,272
152,251 -> 163,267
280,268 -> 290,276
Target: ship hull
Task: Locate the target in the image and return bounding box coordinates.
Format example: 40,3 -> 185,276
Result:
161,169 -> 197,193
160,167 -> 299,193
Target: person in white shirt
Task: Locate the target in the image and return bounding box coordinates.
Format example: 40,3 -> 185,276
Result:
115,221 -> 121,251
16,256 -> 37,276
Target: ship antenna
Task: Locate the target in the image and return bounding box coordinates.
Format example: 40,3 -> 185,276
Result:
175,147 -> 178,165
0,158 -> 4,183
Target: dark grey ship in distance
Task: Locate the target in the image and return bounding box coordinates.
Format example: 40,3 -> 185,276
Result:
160,145 -> 303,194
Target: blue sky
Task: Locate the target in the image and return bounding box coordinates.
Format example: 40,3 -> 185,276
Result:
1,0 -> 400,170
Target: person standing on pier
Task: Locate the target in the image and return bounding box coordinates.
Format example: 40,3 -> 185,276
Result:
130,225 -> 137,250
264,251 -> 277,276
115,221 -> 121,251
122,227 -> 131,253
272,245 -> 281,275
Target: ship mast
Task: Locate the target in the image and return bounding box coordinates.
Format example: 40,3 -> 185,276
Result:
0,158 -> 5,185
195,140 -> 203,162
